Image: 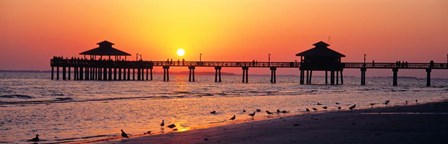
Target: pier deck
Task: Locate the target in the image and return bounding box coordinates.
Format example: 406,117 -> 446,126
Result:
50,57 -> 447,86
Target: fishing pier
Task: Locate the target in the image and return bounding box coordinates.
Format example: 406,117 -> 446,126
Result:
51,41 -> 448,86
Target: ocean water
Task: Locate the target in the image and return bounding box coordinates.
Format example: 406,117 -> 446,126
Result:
0,71 -> 447,143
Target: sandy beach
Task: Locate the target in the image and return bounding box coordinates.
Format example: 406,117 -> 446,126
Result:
102,101 -> 448,144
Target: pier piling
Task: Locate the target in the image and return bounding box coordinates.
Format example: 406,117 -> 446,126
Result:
189,66 -> 195,82
392,68 -> 398,86
163,66 -> 170,81
214,66 -> 222,82
360,68 -> 366,86
299,70 -> 304,85
242,66 -> 249,83
270,67 -> 277,83
426,68 -> 431,87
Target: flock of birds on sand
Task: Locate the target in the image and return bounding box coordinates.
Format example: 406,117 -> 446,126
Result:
29,99 -> 419,142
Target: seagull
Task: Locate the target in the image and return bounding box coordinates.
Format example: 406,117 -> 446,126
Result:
322,106 -> 328,110
229,115 -> 236,120
121,129 -> 129,138
317,102 -> 323,105
312,108 -> 318,111
370,103 -> 376,107
256,109 -> 261,112
405,100 -> 408,104
160,120 -> 165,127
243,109 -> 246,112
210,111 -> 217,114
415,99 -> 418,103
306,108 -> 310,112
167,124 -> 176,129
335,102 -> 340,105
384,100 -> 390,105
281,110 -> 289,113
248,111 -> 256,117
266,110 -> 274,115
29,134 -> 39,142
349,104 -> 356,111
276,109 -> 281,114
337,106 -> 341,110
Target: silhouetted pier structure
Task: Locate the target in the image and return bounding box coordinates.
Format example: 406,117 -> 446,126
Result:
51,41 -> 448,86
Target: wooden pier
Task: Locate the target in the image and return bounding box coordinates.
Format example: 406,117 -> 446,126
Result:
50,41 -> 448,86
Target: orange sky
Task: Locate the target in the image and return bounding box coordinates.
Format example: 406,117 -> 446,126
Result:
0,0 -> 447,76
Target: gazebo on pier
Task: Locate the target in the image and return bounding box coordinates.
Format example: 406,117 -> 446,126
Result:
80,40 -> 131,60
296,41 -> 345,85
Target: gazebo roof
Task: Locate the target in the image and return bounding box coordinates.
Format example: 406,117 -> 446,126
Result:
296,41 -> 345,57
80,40 -> 131,56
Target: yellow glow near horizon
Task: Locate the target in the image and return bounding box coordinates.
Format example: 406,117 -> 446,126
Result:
176,48 -> 185,57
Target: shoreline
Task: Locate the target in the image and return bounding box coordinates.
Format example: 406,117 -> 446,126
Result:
97,100 -> 448,144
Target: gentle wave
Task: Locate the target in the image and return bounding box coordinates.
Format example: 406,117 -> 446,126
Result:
0,94 -> 34,99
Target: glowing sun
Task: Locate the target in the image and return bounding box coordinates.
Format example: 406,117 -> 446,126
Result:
176,48 -> 185,56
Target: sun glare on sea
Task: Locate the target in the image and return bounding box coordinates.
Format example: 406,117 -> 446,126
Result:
177,48 -> 185,56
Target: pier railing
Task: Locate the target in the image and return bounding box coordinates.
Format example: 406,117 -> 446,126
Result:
343,62 -> 448,69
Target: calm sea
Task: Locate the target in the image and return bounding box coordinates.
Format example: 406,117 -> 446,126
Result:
0,71 -> 447,143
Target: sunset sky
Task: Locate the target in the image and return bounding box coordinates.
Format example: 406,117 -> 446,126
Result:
0,0 -> 447,76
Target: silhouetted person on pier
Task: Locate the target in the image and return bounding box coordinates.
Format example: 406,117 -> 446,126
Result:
372,60 -> 375,67
182,59 -> 185,65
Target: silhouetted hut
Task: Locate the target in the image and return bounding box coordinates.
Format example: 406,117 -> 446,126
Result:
80,40 -> 131,60
296,41 -> 345,85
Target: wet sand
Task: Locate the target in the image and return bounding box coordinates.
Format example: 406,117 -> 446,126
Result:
103,101 -> 448,144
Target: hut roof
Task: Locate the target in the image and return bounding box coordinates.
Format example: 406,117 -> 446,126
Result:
79,40 -> 131,56
296,41 -> 345,57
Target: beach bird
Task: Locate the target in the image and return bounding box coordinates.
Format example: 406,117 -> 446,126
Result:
145,131 -> 151,134
415,99 -> 418,103
248,111 -> 256,117
121,129 -> 129,138
370,103 -> 376,107
229,115 -> 236,120
337,106 -> 342,110
349,104 -> 356,111
335,102 -> 340,105
281,110 -> 289,113
266,110 -> 274,115
322,106 -> 328,110
312,108 -> 318,111
243,109 -> 246,112
160,120 -> 165,127
277,109 -> 281,114
210,111 -> 217,114
405,100 -> 408,104
256,109 -> 261,112
29,134 -> 39,142
317,102 -> 323,105
167,124 -> 176,129
384,100 -> 390,105
306,108 -> 310,112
